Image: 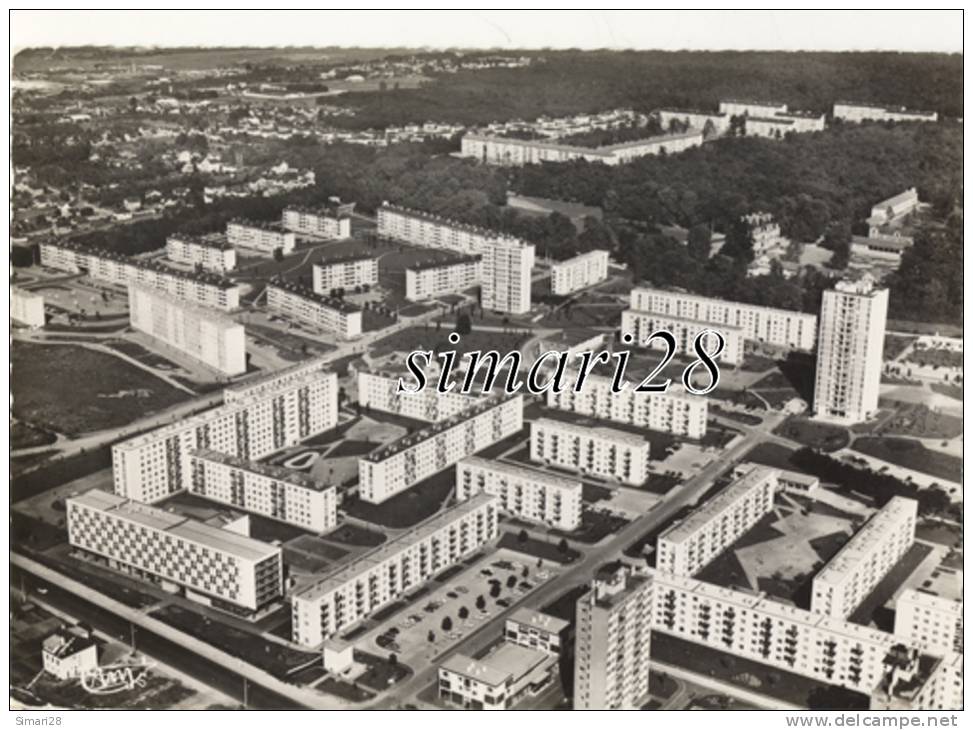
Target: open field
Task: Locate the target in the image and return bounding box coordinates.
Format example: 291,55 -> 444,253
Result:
774,416 -> 850,452
852,436 -> 963,482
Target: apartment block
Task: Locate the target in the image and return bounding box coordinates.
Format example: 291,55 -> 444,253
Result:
291,493 -> 499,646
188,448 -> 337,533
111,370 -> 338,504
833,102 -> 939,124
405,255 -> 482,301
747,113 -> 825,138
166,233 -> 237,273
357,371 -> 475,422
358,395 -> 524,504
573,563 -> 653,710
439,643 -> 558,710
11,286 -> 45,327
630,286 -> 818,350
547,372 -> 708,439
226,219 -> 295,256
620,309 -> 746,366
869,188 -> 921,224
456,456 -> 582,530
656,108 -> 730,135
266,279 -> 362,339
313,253 -> 378,294
460,128 -> 703,166
811,496 -> 918,619
530,416 -> 649,486
281,204 -> 351,240
718,99 -> 789,117
67,490 -> 283,615
550,250 -> 609,295
656,465 -> 778,576
894,589 -> 963,656
813,275 -> 888,423
505,608 -> 569,656
223,356 -> 335,403
127,283 -> 246,376
39,241 -> 241,311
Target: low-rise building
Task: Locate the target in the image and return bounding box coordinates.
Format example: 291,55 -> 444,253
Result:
67,489 -> 283,616
870,188 -> 920,225
188,449 -> 337,532
312,253 -> 378,293
405,255 -> 482,301
42,626 -> 98,680
266,279 -> 362,339
357,371 -> 475,422
530,416 -> 649,486
281,203 -> 351,240
550,250 -> 609,295
505,608 -> 569,656
851,233 -> 913,265
166,233 -> 237,273
226,219 -> 295,256
439,642 -> 559,710
833,102 -> 939,124
11,286 -> 45,327
742,212 -> 783,254
775,467 -> 820,494
291,493 -> 499,645
656,108 -> 730,135
621,309 -> 746,366
456,456 -> 582,530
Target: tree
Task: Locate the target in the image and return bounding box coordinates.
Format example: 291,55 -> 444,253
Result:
272,247 -> 284,262
521,566 -> 529,579
517,529 -> 528,544
129,96 -> 138,113
687,224 -> 711,261
506,575 -> 517,589
458,606 -> 469,619
489,583 -> 501,598
441,617 -> 453,631
455,311 -> 472,335
427,630 -> 435,643
389,653 -> 398,667
475,595 -> 486,611
557,538 -> 569,555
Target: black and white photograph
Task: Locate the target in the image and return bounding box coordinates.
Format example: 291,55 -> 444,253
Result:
7,9 -> 965,717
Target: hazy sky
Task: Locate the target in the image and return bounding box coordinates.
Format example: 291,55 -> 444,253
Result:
10,10 -> 964,54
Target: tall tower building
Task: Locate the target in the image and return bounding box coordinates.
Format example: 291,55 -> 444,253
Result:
573,563 -> 653,710
813,274 -> 888,423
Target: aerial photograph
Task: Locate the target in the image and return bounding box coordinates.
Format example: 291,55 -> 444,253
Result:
7,9 -> 964,716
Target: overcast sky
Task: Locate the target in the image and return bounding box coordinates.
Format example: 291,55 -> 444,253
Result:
9,10 -> 964,54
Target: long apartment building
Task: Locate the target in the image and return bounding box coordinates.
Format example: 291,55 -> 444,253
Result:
550,249 -> 609,295
358,395 -> 524,504
377,203 -> 534,314
281,203 -> 351,240
894,589 -> 963,656
291,493 -> 500,646
266,279 -> 362,339
313,253 -> 378,294
127,283 -> 246,376
405,255 -> 482,301
833,102 -> 939,124
166,233 -> 237,273
456,456 -> 582,530
547,372 -> 708,439
746,112 -> 825,137
223,356 -> 334,403
870,188 -> 920,224
226,219 -> 295,256
530,416 -> 649,486
629,286 -> 818,350
620,309 -> 746,366
357,371 -> 475,422
718,99 -> 789,117
460,128 -> 703,167
67,490 -> 283,616
40,241 -> 241,311
648,568 -> 960,708
112,369 -> 339,504
188,449 -> 337,533
11,286 -> 45,327
811,496 -> 918,619
573,563 -> 653,710
813,275 -> 888,423
656,465 -> 778,576
656,108 -> 730,135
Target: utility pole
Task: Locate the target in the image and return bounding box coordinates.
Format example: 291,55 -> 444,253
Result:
129,622 -> 137,654
242,677 -> 248,709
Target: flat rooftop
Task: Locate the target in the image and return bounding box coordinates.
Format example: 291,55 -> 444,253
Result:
407,254 -> 482,272
441,642 -> 554,688
551,249 -> 609,267
532,415 -> 648,448
631,285 -> 818,321
191,448 -> 333,492
624,308 -> 747,334
465,128 -> 703,155
127,282 -> 242,328
873,189 -> 919,210
268,278 -> 362,314
507,607 -> 569,634
379,202 -> 529,246
229,218 -> 290,233
460,456 -> 581,494
167,232 -> 233,251
315,252 -> 377,267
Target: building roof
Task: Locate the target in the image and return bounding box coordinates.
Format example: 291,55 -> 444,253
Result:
191,448 -> 334,492
631,286 -> 818,323
505,194 -> 603,220
283,204 -> 349,220
507,607 -> 569,634
222,357 -> 332,400
460,456 -> 581,494
407,253 -> 482,272
747,116 -> 796,125
315,252 -> 377,267
852,235 -> 912,252
229,218 -> 290,234
10,285 -> 43,301
657,107 -> 727,118
721,98 -> 787,107
464,128 -> 703,156
268,277 -> 362,314
551,249 -> 609,267
379,202 -> 529,247
441,642 -> 553,688
167,232 -> 234,251
872,188 -> 919,211
835,101 -> 937,116
127,282 -> 242,329
532,415 -> 648,448
43,628 -> 96,659
625,308 -> 747,333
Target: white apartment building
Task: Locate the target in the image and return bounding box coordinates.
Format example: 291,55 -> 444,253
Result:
813,275 -> 889,423
188,448 -> 337,533
40,241 -> 241,311
505,608 -> 569,656
439,643 -> 558,710
223,356 -> 335,403
357,371 -> 475,422
656,108 -> 730,135
620,309 -> 746,366
67,489 -> 283,615
456,456 -> 582,530
226,219 -> 295,256
405,255 -> 482,301
718,99 -> 789,117
11,286 -> 45,327
870,188 -> 921,224
811,496 -> 918,619
358,395 -> 524,504
127,283 -> 246,376
573,563 -> 653,710
281,204 -> 352,240
550,249 -> 609,295
42,627 -> 98,680
742,212 -> 783,254
112,370 -> 339,504
313,253 -> 378,294
547,372 -> 708,439
266,279 -> 362,339
166,233 -> 237,273
291,493 -> 500,645
460,129 -> 703,167
530,416 -> 649,486
656,465 -> 779,576
833,102 -> 939,124
377,204 -> 535,314
630,286 -> 818,351
894,589 -> 963,656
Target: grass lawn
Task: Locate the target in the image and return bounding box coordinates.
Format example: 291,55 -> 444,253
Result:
639,472 -> 681,495
11,342 -> 191,436
497,531 -> 581,564
354,650 -> 412,692
904,347 -> 963,369
104,339 -> 182,369
852,437 -> 962,482
10,450 -> 60,477
581,482 -> 613,503
883,333 -> 917,360
711,405 -> 763,426
878,403 -> 963,440
10,510 -> 67,552
930,383 -> 963,400
649,670 -> 679,699
774,416 -> 850,452
915,519 -> 962,549
742,443 -> 799,471
11,420 -> 58,449
551,510 -> 631,544
317,677 -> 374,703
324,523 -> 387,547
290,535 -> 350,561
327,439 -> 378,458
847,542 -> 934,630
808,531 -> 852,562
542,584 -> 589,622
11,446 -> 113,504
344,469 -> 456,529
